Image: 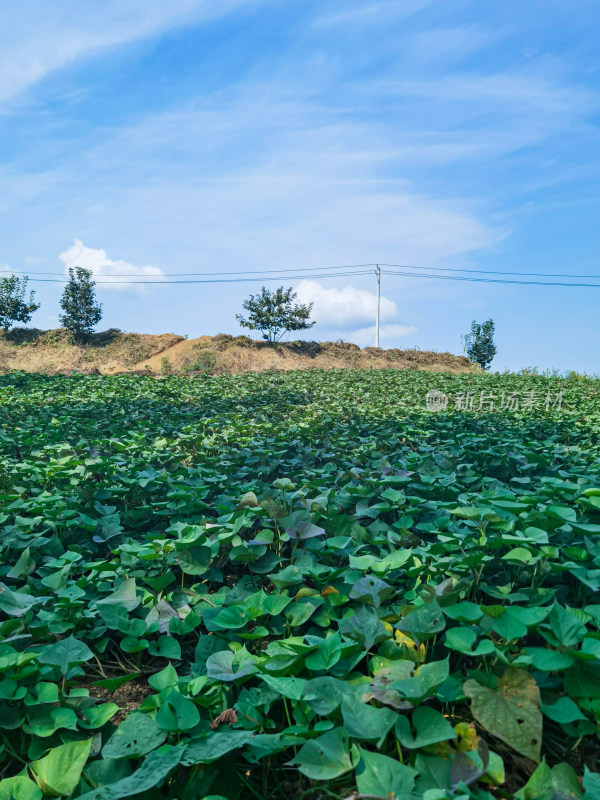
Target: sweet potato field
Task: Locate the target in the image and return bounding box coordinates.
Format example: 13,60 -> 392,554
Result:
1,369 -> 600,799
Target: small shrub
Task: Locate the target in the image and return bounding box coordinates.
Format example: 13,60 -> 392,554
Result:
214,334 -> 234,351
184,350 -> 216,374
160,356 -> 173,375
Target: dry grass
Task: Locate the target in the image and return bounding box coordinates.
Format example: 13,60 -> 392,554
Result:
0,328 -> 476,376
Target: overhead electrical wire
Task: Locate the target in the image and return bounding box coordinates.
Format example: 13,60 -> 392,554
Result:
379,263 -> 600,280
0,269 -> 374,285
0,263 -> 375,279
1,261 -> 600,286
381,269 -> 600,288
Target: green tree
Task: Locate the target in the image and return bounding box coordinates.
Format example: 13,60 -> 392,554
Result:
236,286 -> 316,342
464,318 -> 497,370
59,267 -> 102,343
0,275 -> 40,335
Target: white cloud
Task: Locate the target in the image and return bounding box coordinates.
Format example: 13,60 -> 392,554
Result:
59,239 -> 165,292
292,281 -> 418,348
294,279 -> 397,328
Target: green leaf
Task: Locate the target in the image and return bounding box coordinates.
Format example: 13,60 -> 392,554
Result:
260,674 -> 306,700
547,505 -> 577,522
38,635 -> 94,676
78,746 -> 183,800
24,706 -> 78,737
211,605 -> 253,630
549,603 -> 587,647
97,578 -> 140,612
565,661 -> 600,699
349,576 -> 393,609
0,776 -> 42,800
6,548 -> 35,579
514,760 -> 553,800
391,658 -> 449,703
31,738 -> 92,797
156,689 -> 200,731
289,728 -> 358,781
79,702 -> 120,729
445,627 -> 495,656
395,706 -> 456,749
304,677 -> 352,715
355,748 -> 417,799
583,767 -> 600,799
206,648 -> 258,682
181,731 -> 254,765
0,583 -> 46,617
541,697 -> 587,724
522,647 -> 575,671
550,763 -> 583,799
464,667 -> 542,763
396,600 -> 445,643
102,713 -> 167,759
83,758 -> 133,790
148,663 -> 178,691
305,633 -> 342,670
493,608 -> 529,641
148,636 -> 181,659
338,607 -> 388,650
341,696 -> 397,747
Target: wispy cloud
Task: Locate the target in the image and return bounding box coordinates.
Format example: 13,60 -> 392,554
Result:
59,240 -> 165,293
381,73 -> 593,114
313,0 -> 433,29
0,0 -> 258,107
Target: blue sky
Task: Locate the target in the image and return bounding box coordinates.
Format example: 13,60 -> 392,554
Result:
1,0 -> 599,372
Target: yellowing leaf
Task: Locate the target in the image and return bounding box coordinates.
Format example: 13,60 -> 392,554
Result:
454,722 -> 480,752
32,738 -> 92,796
464,668 -> 542,763
394,629 -> 426,663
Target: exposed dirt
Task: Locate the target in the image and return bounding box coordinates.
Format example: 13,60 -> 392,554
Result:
0,328 -> 477,375
87,678 -> 150,724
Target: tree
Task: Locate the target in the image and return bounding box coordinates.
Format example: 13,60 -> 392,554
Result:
463,318 -> 497,370
0,275 -> 40,334
59,267 -> 102,343
236,286 -> 316,342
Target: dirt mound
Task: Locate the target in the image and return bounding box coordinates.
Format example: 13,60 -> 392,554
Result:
0,328 -> 475,375
0,328 -> 183,375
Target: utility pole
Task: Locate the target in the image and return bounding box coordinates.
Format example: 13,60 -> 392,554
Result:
375,264 -> 381,347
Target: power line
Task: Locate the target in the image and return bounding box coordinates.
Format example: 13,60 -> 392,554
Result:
0,263 -> 375,279
4,260 -> 600,281
380,262 -> 600,279
8,267 -> 600,287
2,269 -> 374,285
382,269 -> 600,288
